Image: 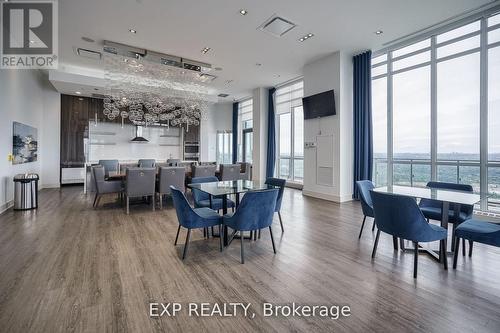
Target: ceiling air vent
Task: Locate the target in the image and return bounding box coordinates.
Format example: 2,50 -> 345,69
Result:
218,93 -> 229,98
258,14 -> 297,37
77,48 -> 102,60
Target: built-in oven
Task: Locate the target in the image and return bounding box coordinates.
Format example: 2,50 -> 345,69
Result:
184,142 -> 199,161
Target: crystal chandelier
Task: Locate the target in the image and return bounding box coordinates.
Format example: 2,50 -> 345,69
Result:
102,51 -> 217,129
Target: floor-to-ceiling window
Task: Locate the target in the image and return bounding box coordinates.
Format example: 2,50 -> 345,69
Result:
237,99 -> 253,163
275,80 -> 304,183
216,130 -> 232,164
371,11 -> 500,212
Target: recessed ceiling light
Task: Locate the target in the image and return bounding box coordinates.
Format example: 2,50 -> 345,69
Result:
224,80 -> 234,85
29,40 -> 35,44
81,36 -> 95,43
375,30 -> 383,35
75,91 -> 81,95
201,47 -> 211,54
299,33 -> 314,42
239,9 -> 248,15
255,63 -> 262,66
129,29 -> 137,34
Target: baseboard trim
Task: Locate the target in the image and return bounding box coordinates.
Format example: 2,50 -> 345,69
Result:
0,200 -> 14,215
302,190 -> 352,203
41,183 -> 60,189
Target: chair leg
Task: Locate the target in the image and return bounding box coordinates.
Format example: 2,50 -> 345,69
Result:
371,219 -> 376,231
441,239 -> 448,270
468,240 -> 473,257
453,237 -> 460,269
254,230 -> 257,241
211,226 -> 214,238
152,195 -> 155,211
399,238 -> 405,251
462,238 -> 466,256
240,232 -> 245,264
174,225 -> 181,245
219,225 -> 223,252
358,216 -> 367,239
95,195 -> 101,208
258,229 -> 261,239
451,224 -> 457,251
126,197 -> 130,215
203,228 -> 206,238
93,193 -> 98,207
269,226 -> 276,254
182,229 -> 191,260
278,211 -> 284,233
159,194 -> 163,210
392,236 -> 398,250
413,242 -> 419,278
372,230 -> 381,259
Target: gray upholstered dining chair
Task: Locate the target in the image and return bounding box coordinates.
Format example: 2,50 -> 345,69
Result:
124,168 -> 156,214
92,165 -> 122,208
156,167 -> 185,209
167,158 -> 181,166
138,159 -> 156,168
219,164 -> 241,181
98,159 -> 119,177
192,165 -> 216,178
238,163 -> 252,180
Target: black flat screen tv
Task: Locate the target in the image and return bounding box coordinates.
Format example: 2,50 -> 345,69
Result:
302,90 -> 336,119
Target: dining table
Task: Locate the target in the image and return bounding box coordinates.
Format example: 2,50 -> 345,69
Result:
373,185 -> 483,262
105,170 -> 221,181
187,180 -> 278,246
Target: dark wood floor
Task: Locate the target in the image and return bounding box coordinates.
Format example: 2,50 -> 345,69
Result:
0,186 -> 500,332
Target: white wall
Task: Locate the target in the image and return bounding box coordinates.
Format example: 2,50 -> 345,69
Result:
302,51 -> 353,202
0,70 -> 61,213
200,102 -> 232,162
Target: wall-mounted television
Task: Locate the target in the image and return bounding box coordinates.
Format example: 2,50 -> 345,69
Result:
302,90 -> 336,120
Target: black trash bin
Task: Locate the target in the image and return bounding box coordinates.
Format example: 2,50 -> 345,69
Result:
13,173 -> 39,210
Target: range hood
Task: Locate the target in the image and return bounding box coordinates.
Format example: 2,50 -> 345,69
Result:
131,126 -> 148,143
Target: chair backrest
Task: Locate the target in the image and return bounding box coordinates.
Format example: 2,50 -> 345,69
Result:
167,158 -> 181,166
265,177 -> 286,212
419,181 -> 474,215
238,162 -> 252,180
125,168 -> 156,197
170,186 -> 196,229
138,159 -> 156,168
98,159 -> 119,177
220,164 -> 241,181
190,176 -> 219,205
92,165 -> 105,193
227,189 -> 278,231
199,161 -> 217,166
192,165 -> 216,178
177,161 -> 194,173
371,191 -> 441,242
158,167 -> 185,194
356,180 -> 375,217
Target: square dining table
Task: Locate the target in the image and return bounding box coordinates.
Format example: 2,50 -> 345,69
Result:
187,180 -> 277,245
373,185 -> 482,261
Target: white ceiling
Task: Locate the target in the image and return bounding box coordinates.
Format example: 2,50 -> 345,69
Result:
56,0 -> 496,100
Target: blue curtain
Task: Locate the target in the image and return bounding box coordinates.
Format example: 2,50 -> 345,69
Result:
353,50 -> 373,199
232,102 -> 238,164
266,88 -> 277,178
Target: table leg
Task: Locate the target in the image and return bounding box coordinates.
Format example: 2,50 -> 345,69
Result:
236,193 -> 240,207
223,195 -> 228,246
440,201 -> 449,263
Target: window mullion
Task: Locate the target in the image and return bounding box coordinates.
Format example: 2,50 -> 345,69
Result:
387,52 -> 394,186
431,35 -> 438,181
480,17 -> 489,210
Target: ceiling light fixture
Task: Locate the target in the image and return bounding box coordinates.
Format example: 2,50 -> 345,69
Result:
255,63 -> 262,66
75,91 -> 82,95
239,9 -> 248,15
201,47 -> 211,54
299,33 -> 314,42
375,30 -> 383,35
129,29 -> 137,34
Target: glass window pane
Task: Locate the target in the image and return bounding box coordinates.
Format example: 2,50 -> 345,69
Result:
437,53 -> 480,161
488,167 -> 500,211
393,164 -> 412,186
459,166 -> 480,193
488,13 -> 500,27
392,51 -> 430,71
373,161 -> 387,187
412,164 -> 431,188
393,66 -> 431,159
489,47 -> 500,161
293,159 -> 304,181
372,64 -> 387,77
372,54 -> 387,65
488,29 -> 500,44
372,77 -> 387,159
279,158 -> 291,179
279,113 -> 291,156
392,39 -> 430,58
438,165 -> 458,183
437,21 -> 480,43
437,35 -> 480,58
294,106 -> 304,157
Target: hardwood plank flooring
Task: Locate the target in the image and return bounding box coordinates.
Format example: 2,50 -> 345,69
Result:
0,186 -> 499,332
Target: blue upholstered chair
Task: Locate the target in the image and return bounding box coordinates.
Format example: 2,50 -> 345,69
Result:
223,189 -> 278,263
138,159 -> 156,168
170,186 -> 223,260
191,176 -> 235,211
356,180 -> 376,239
265,178 -> 286,232
371,191 -> 448,278
453,219 -> 500,269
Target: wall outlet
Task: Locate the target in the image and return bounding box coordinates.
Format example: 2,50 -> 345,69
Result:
7,153 -> 13,162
